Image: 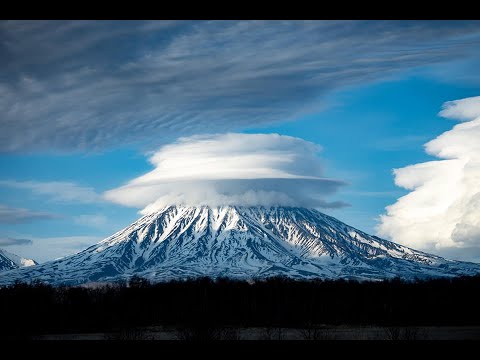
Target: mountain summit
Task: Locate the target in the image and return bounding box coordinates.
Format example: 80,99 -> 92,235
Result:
1,206 -> 479,285
0,249 -> 37,272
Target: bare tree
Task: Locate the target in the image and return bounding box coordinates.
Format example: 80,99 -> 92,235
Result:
298,326 -> 336,340
176,325 -> 240,341
261,327 -> 285,340
384,326 -> 426,340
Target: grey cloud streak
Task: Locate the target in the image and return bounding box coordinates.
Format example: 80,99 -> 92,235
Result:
0,204 -> 57,224
1,20 -> 480,152
0,237 -> 33,246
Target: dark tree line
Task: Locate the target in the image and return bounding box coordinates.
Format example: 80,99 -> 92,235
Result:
1,275 -> 480,338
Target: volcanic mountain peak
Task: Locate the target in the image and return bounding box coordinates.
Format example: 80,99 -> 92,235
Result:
1,205 -> 479,285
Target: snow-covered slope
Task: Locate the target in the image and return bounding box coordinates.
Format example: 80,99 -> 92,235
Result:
0,248 -> 37,272
1,206 -> 479,285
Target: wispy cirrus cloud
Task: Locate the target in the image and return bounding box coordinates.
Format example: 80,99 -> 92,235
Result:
0,204 -> 57,224
0,180 -> 101,203
1,20 -> 480,152
73,214 -> 108,228
372,135 -> 430,151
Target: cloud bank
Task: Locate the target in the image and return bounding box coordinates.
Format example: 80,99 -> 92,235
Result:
1,20 -> 480,152
3,235 -> 103,263
378,96 -> 480,257
104,133 -> 347,213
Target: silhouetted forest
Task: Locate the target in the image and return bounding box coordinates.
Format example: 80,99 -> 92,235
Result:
1,276 -> 480,338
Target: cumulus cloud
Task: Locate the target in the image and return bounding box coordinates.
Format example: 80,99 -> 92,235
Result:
0,237 -> 33,246
378,96 -> 480,255
1,20 -> 480,152
0,204 -> 57,224
439,96 -> 480,121
0,180 -> 101,203
104,133 -> 348,213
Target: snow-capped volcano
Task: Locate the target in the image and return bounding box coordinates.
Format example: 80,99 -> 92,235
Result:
0,248 -> 37,272
1,206 -> 479,285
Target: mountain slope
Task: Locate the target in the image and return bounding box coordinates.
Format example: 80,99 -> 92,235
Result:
1,206 -> 479,285
0,249 -> 37,272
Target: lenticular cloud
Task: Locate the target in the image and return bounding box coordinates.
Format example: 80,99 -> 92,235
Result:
104,133 -> 348,213
378,96 -> 480,253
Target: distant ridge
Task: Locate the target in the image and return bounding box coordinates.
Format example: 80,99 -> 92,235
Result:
0,248 -> 37,272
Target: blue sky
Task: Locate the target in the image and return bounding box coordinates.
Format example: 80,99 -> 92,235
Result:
1,20 -> 480,262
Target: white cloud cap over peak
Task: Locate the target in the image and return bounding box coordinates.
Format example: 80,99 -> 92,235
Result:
378,96 -> 480,259
104,133 -> 348,213
140,133 -> 323,181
